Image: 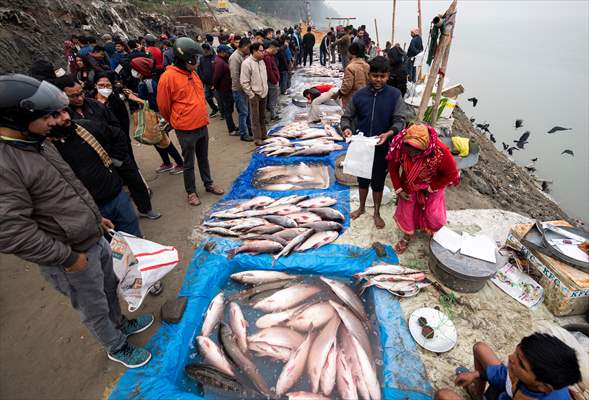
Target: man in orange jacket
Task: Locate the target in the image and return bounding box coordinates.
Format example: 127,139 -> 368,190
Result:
157,37 -> 224,206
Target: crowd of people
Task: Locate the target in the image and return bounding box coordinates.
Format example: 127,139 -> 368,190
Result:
0,19 -> 583,400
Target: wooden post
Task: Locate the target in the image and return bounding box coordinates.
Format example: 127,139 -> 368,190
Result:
374,18 -> 380,48
416,0 -> 457,123
417,0 -> 422,35
431,40 -> 453,124
391,0 -> 397,44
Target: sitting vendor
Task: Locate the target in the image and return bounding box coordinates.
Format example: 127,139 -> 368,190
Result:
303,83 -> 338,123
435,333 -> 582,400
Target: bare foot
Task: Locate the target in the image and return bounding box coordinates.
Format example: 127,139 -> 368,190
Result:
393,238 -> 410,254
374,214 -> 385,229
350,208 -> 365,219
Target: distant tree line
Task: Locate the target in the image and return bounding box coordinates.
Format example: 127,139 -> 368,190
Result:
233,0 -> 338,26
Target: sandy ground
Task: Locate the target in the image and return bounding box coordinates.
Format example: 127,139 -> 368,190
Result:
0,115 -> 251,400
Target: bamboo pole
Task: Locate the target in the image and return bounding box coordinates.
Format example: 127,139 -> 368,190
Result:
391,0 -> 397,44
417,0 -> 422,35
431,39 -> 453,125
416,0 -> 457,122
374,18 -> 380,48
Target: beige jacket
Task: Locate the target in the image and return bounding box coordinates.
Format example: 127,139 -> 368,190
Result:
339,57 -> 369,107
228,49 -> 247,92
240,56 -> 268,99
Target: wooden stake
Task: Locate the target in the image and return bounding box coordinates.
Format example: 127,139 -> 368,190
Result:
417,0 -> 422,35
392,0 -> 397,44
374,18 -> 380,48
431,39 -> 453,125
416,0 -> 457,122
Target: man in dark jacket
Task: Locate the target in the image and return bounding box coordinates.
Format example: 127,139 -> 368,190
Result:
197,43 -> 219,117
212,45 -> 237,135
263,41 -> 281,121
0,74 -> 153,369
276,39 -> 290,94
302,26 -> 316,66
54,76 -> 160,220
387,45 -> 408,96
319,31 -> 333,66
340,56 -> 409,229
407,27 -> 424,82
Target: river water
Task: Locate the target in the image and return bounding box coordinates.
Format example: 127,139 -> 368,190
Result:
324,0 -> 589,224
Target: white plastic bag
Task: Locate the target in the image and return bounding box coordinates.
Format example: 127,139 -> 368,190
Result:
110,231 -> 179,312
342,132 -> 379,179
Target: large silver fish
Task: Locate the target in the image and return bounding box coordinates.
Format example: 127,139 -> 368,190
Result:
246,223 -> 283,235
255,304 -> 308,329
340,329 -> 370,400
272,229 -> 315,264
253,284 -> 321,312
239,234 -> 289,247
268,147 -> 297,157
296,231 -> 339,252
274,228 -> 311,241
248,327 -> 304,350
288,212 -> 322,224
248,341 -> 292,362
204,227 -> 240,237
203,219 -> 244,228
196,336 -> 235,377
308,207 -> 345,221
230,270 -> 298,285
263,137 -> 291,145
329,301 -> 372,359
227,240 -> 284,259
184,364 -> 262,399
286,392 -> 330,400
353,263 -> 420,278
229,218 -> 268,232
238,196 -> 276,210
287,302 -> 336,332
276,330 -> 314,396
307,317 -> 341,392
320,340 -> 337,396
320,277 -> 368,322
219,324 -> 274,398
350,335 -> 381,400
289,143 -> 343,156
201,292 -> 224,336
336,348 -> 358,400
229,302 -> 248,353
266,195 -> 308,208
229,280 -> 294,302
297,196 -> 337,208
263,215 -> 299,228
300,221 -> 343,232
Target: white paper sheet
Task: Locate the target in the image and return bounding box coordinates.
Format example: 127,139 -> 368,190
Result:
555,243 -> 589,263
433,226 -> 463,253
460,232 -> 497,263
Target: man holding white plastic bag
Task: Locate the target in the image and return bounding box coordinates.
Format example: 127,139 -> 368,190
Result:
340,56 -> 409,229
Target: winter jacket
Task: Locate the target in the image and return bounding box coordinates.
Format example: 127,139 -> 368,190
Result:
240,56 -> 268,99
146,46 -> 164,69
71,98 -> 121,130
302,32 -> 316,49
387,46 -> 408,96
163,48 -> 174,67
276,49 -> 289,73
197,53 -> 215,86
335,33 -> 351,57
340,85 -> 408,138
53,120 -> 125,206
407,35 -> 424,59
0,138 -> 103,268
157,65 -> 209,131
228,49 -> 248,92
339,57 -> 370,107
263,53 -> 280,85
212,55 -> 232,93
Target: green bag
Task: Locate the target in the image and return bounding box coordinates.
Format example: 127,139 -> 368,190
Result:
132,101 -> 163,145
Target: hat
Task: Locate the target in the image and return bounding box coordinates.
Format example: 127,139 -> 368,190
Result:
404,124 -> 430,150
130,57 -> 154,78
217,44 -> 233,54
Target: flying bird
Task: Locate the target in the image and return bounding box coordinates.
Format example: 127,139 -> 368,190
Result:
548,126 -> 572,134
561,149 -> 574,156
489,133 -> 496,143
502,142 -> 509,151
467,97 -> 478,107
515,119 -> 523,128
476,122 -> 490,133
525,166 -> 536,174
531,157 -> 538,162
514,131 -> 530,149
507,147 -> 520,156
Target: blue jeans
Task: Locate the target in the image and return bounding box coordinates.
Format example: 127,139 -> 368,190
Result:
99,191 -> 142,237
232,90 -> 251,138
280,71 -> 289,94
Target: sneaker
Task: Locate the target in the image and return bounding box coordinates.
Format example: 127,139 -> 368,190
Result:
170,165 -> 184,174
108,342 -> 152,368
229,130 -> 240,136
121,314 -> 155,337
209,110 -> 219,117
139,210 -> 161,220
240,135 -> 254,142
155,163 -> 174,173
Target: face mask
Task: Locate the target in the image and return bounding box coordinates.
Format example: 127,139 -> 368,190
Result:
97,88 -> 112,97
131,69 -> 141,79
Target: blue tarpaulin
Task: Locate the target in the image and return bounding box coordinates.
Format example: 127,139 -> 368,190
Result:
109,238 -> 433,399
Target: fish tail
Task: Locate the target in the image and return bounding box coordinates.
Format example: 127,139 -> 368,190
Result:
227,249 -> 238,260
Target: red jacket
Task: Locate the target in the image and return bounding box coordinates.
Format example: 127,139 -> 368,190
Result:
314,84 -> 336,93
263,53 -> 280,85
146,46 -> 164,69
157,65 -> 209,131
212,55 -> 232,93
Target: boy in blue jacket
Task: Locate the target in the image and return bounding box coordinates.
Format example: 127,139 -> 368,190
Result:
435,333 -> 581,400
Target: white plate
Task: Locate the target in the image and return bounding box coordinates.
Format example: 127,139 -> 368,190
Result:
408,307 -> 457,353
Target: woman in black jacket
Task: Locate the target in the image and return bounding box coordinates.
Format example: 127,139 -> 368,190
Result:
387,45 -> 408,97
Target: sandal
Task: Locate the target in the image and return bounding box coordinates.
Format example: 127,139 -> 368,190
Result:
393,238 -> 410,254
205,185 -> 224,195
187,193 -> 201,206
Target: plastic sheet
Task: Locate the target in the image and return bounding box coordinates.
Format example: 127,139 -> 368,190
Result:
109,238 -> 433,400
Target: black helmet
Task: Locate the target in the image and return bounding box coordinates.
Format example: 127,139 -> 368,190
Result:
0,74 -> 68,131
144,33 -> 157,45
173,37 -> 203,66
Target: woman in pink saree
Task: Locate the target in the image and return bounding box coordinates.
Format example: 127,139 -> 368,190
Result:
387,123 -> 460,253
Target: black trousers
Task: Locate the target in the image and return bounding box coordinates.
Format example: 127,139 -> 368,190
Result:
357,146 -> 388,192
218,90 -> 236,132
303,47 -> 313,66
116,158 -> 153,214
319,48 -> 328,65
176,127 -> 213,194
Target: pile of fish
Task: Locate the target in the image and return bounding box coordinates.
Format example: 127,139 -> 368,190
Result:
270,122 -> 344,142
355,263 -> 431,297
186,270 -> 382,400
202,195 -> 343,262
258,137 -> 343,158
253,163 -> 330,191
303,65 -> 343,78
